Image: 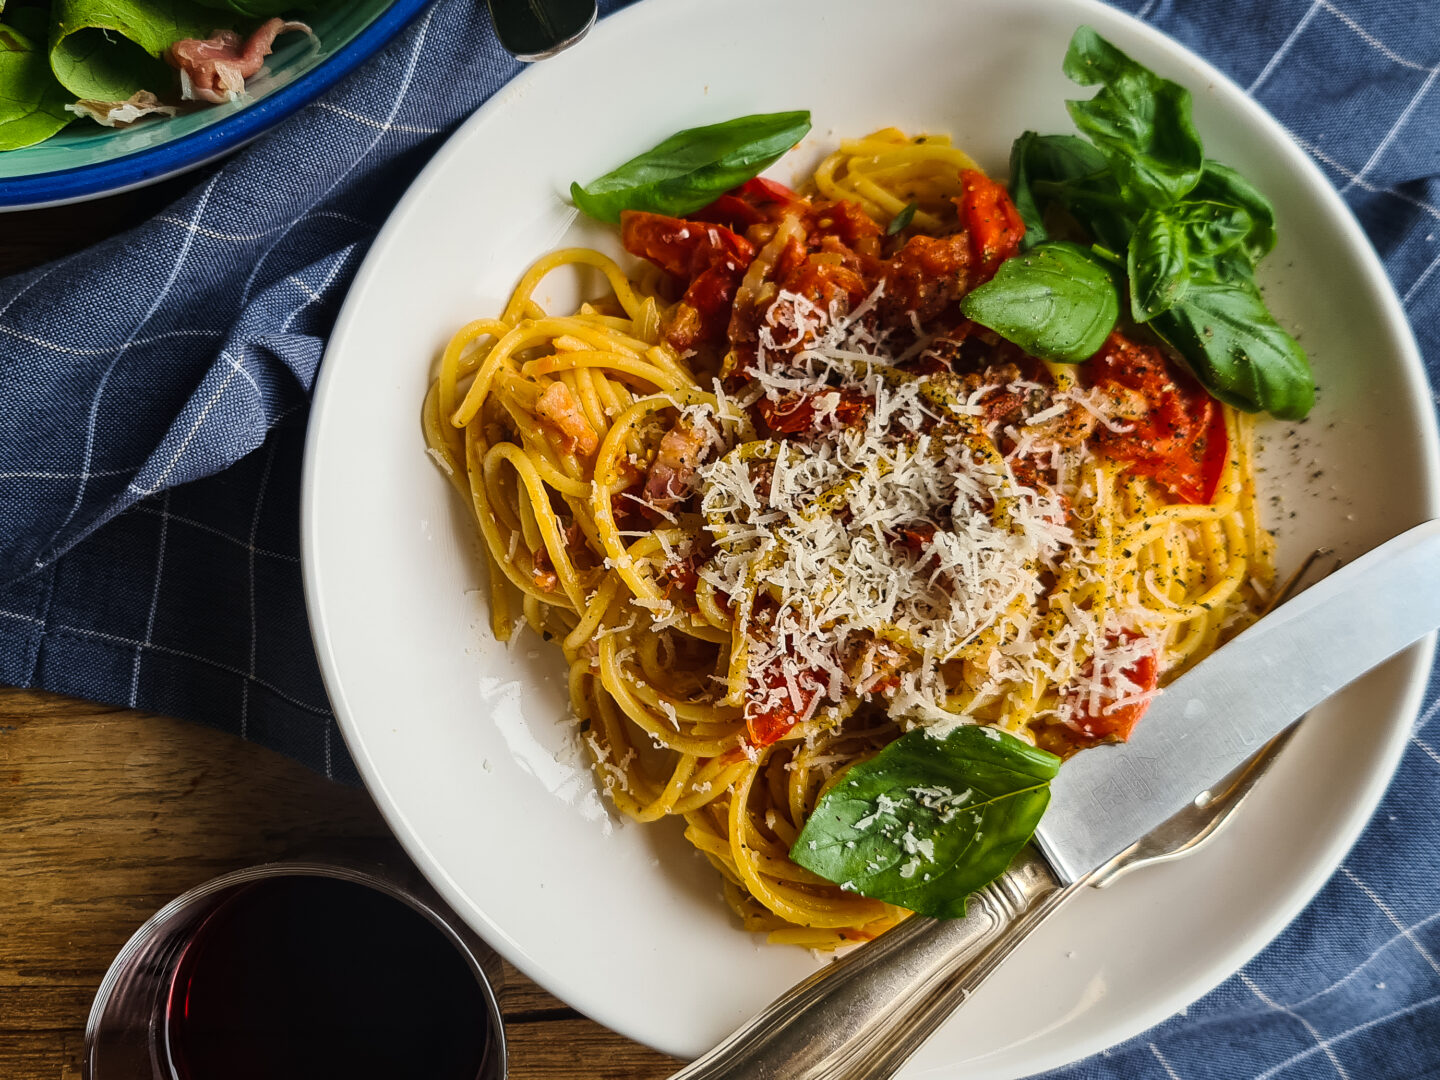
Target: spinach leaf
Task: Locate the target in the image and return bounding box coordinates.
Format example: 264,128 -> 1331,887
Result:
960,241 -> 1119,363
0,15 -> 72,151
1062,25 -> 1203,208
1127,206 -> 1190,321
790,726 -> 1059,919
570,111 -> 811,225
886,200 -> 918,236
50,0 -> 230,101
1151,272 -> 1313,419
1189,159 -> 1277,261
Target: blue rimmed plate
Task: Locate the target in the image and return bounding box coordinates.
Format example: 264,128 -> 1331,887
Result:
0,0 -> 432,212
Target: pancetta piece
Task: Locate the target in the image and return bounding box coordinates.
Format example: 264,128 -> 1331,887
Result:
165,19 -> 312,105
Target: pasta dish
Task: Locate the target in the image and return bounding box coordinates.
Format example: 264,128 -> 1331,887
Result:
423,125 -> 1276,948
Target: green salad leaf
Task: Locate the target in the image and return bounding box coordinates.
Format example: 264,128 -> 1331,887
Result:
790,727 -> 1060,919
570,111 -> 811,224
50,0 -> 231,101
960,241 -> 1120,363
1062,25 -> 1203,207
0,14 -> 72,152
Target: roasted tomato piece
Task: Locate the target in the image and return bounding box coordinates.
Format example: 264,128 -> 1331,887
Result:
879,233 -> 972,327
779,258 -> 871,314
690,177 -> 807,230
745,658 -> 826,747
621,211 -> 756,350
1037,644 -> 1159,757
758,388 -> 872,434
807,198 -> 884,255
890,521 -> 937,551
1088,331 -> 1228,505
1072,648 -> 1158,743
956,168 -> 1025,282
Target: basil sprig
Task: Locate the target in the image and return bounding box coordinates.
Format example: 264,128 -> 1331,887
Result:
1062,26 -> 1203,208
790,726 -> 1060,919
976,28 -> 1314,419
570,111 -> 811,224
960,241 -> 1119,362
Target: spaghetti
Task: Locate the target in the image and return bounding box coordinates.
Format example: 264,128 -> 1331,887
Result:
424,130 -> 1273,947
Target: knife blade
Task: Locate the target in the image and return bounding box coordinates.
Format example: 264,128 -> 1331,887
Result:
1034,517 -> 1440,883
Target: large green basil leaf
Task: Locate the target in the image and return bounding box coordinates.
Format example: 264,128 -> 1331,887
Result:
1174,199 -> 1255,261
1062,26 -> 1203,208
960,241 -> 1120,363
1151,272 -> 1314,419
50,0 -> 231,101
1129,199 -> 1261,322
570,111 -> 811,225
1189,159 -> 1277,261
790,726 -> 1059,920
0,15 -> 72,151
1008,131 -> 1110,249
1127,206 -> 1190,322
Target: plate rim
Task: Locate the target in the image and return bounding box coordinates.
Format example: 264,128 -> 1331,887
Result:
301,0 -> 1440,1070
0,0 -> 433,212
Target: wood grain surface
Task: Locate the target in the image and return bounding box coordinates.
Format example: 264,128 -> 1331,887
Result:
1,186 -> 680,1079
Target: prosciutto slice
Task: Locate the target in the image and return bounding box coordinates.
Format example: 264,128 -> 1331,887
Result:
165,19 -> 312,105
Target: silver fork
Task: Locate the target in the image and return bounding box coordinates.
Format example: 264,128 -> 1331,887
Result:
670,550 -> 1332,1080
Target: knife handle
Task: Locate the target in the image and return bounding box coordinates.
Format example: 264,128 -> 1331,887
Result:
668,848 -> 1072,1080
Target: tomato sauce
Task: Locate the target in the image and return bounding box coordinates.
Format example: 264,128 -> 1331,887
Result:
1087,331 -> 1228,505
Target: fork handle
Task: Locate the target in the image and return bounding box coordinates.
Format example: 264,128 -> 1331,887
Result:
669,848 -> 1073,1080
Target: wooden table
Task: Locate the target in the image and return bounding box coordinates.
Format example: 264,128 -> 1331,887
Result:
1,178 -> 679,1080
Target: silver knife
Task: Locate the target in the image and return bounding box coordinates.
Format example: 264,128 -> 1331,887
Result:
670,518 -> 1440,1080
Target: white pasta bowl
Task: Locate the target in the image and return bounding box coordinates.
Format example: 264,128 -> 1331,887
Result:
301,0 -> 1440,1075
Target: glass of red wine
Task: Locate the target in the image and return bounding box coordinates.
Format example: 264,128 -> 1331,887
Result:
83,862 -> 505,1080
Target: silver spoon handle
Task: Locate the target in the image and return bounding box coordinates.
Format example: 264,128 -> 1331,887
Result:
669,848 -> 1070,1080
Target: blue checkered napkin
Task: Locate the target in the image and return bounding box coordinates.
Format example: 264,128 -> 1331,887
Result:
0,0 -> 1438,1073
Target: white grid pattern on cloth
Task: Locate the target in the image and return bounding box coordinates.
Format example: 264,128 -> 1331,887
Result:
130,489 -> 171,708
1240,972 -> 1353,1079
242,440 -> 279,743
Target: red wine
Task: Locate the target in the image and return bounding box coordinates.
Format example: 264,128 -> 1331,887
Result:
165,876 -> 493,1080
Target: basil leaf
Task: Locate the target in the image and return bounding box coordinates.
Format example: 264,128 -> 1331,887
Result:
1151,272 -> 1314,419
960,241 -> 1119,363
1174,199 -> 1255,263
1127,207 -> 1190,322
570,111 -> 811,225
1190,159 -> 1276,261
1008,131 -> 1111,249
1062,26 -> 1203,208
0,16 -> 72,151
790,727 -> 1059,919
886,201 -> 918,236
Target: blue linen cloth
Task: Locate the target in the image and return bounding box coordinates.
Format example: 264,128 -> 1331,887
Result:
1,0 -> 1438,1073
